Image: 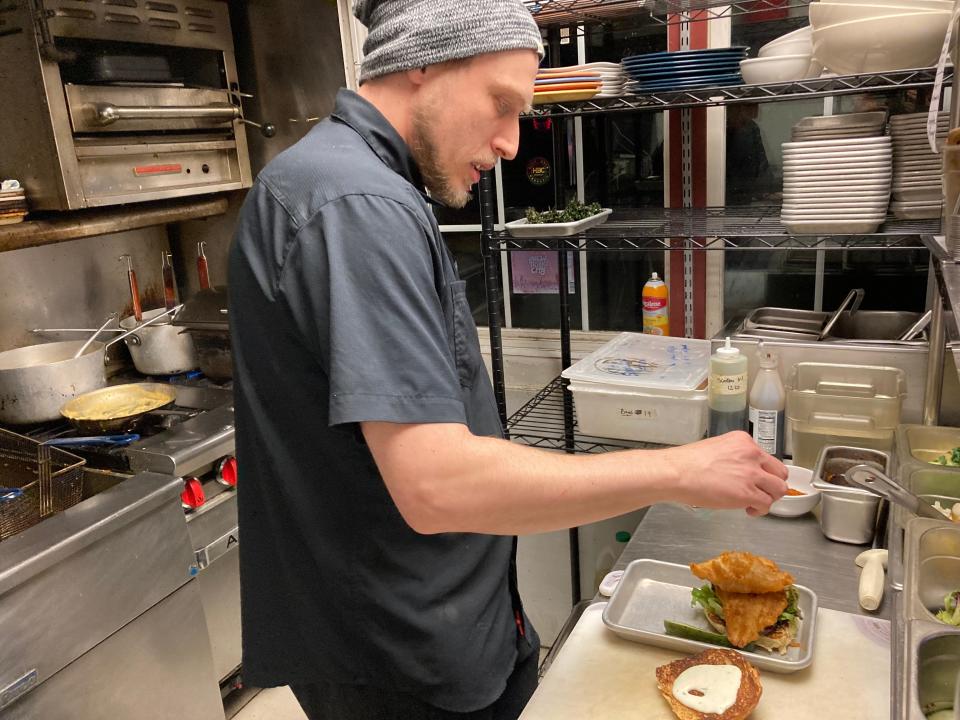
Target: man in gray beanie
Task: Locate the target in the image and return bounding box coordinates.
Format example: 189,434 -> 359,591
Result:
229,0 -> 787,716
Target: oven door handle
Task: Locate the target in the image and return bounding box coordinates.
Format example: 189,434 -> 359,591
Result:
94,103 -> 241,126
194,526 -> 239,572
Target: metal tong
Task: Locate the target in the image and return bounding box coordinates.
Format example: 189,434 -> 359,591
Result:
818,288 -> 865,340
845,464 -> 951,520
896,310 -> 933,342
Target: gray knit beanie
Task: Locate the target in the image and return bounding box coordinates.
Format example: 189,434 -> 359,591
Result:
354,0 -> 544,84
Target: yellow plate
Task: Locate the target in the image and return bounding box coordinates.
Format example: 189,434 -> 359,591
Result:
532,89 -> 600,105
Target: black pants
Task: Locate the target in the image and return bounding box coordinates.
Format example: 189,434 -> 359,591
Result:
290,632 -> 540,720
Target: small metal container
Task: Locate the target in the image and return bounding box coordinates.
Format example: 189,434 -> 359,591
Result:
896,423 -> 960,478
812,445 -> 891,544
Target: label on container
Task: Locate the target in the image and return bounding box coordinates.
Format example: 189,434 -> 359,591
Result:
710,372 -> 745,395
643,297 -> 667,311
749,407 -> 784,457
619,406 -> 658,420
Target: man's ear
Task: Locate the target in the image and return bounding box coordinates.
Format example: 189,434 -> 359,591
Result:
406,66 -> 428,87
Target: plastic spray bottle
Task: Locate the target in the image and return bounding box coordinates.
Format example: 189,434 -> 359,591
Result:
748,345 -> 786,458
641,272 -> 669,335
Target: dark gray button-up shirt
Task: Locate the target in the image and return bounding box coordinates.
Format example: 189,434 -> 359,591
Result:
228,89 -> 532,712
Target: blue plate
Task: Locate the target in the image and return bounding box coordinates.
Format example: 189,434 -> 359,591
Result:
624,62 -> 742,80
621,54 -> 746,69
628,73 -> 743,91
622,46 -> 748,62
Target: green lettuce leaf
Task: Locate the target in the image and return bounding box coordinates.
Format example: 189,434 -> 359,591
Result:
690,583 -> 724,619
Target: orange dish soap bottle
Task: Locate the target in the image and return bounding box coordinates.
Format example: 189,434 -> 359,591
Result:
641,272 -> 669,335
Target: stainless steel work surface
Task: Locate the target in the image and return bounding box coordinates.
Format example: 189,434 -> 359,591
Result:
523,602 -> 890,720
614,504 -> 890,618
603,559 -> 817,672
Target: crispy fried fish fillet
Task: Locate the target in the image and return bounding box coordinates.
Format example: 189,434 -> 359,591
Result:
715,588 -> 788,648
690,551 -> 794,594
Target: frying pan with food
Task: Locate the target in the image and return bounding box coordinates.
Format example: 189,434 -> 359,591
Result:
59,383 -> 177,434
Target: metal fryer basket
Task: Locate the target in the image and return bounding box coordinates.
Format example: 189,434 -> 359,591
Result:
0,427 -> 85,541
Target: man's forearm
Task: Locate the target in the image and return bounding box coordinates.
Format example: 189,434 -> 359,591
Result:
361,421 -> 785,536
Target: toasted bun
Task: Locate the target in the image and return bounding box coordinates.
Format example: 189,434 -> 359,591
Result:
656,648 -> 762,720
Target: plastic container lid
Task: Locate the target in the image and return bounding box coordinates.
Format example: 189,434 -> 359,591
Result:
561,332 -> 710,392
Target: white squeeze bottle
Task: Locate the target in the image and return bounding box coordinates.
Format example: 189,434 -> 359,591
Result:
748,345 -> 785,459
708,337 -> 748,437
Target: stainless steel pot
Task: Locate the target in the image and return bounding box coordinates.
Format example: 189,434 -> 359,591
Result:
119,307 -> 198,376
6,306 -> 184,424
0,341 -> 107,424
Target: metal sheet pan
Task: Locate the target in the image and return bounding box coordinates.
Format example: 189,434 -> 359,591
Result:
601,558 -> 818,673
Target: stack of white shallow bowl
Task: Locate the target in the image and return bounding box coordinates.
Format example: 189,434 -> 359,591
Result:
889,111 -> 948,217
741,25 -> 823,83
809,0 -> 953,75
781,135 -> 892,234
790,110 -> 886,142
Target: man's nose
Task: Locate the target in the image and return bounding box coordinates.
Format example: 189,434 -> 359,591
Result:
492,121 -> 521,161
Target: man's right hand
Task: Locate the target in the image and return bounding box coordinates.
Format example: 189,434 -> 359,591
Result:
662,431 -> 789,516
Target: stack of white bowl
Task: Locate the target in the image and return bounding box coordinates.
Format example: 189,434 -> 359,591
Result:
889,111 -> 948,217
781,135 -> 893,234
790,110 -> 886,142
809,0 -> 953,75
740,26 -> 823,83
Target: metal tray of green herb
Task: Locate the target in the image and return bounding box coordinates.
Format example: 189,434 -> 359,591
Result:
504,204 -> 612,238
601,559 -> 817,673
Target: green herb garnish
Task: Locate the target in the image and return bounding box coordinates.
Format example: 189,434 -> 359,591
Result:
524,200 -> 602,224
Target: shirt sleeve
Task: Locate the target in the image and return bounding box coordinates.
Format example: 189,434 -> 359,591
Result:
277,193 -> 467,428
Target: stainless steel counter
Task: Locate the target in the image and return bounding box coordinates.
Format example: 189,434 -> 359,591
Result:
613,503 -> 890,618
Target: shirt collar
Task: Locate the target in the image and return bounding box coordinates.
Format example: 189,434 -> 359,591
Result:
331,88 -> 438,204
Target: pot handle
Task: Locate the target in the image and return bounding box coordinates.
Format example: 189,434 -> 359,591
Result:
0,487 -> 23,502
43,434 -> 141,447
125,333 -> 142,347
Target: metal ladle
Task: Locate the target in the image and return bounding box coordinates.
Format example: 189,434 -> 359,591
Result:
845,464 -> 952,520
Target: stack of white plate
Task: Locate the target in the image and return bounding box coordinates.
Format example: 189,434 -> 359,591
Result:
790,111 -> 886,142
780,136 -> 892,234
889,111 -> 948,214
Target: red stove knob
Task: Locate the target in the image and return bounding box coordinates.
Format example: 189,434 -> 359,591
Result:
181,477 -> 206,510
217,456 -> 238,487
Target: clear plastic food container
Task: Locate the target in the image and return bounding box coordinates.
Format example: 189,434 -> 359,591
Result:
560,333 -> 711,445
786,362 -> 905,468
